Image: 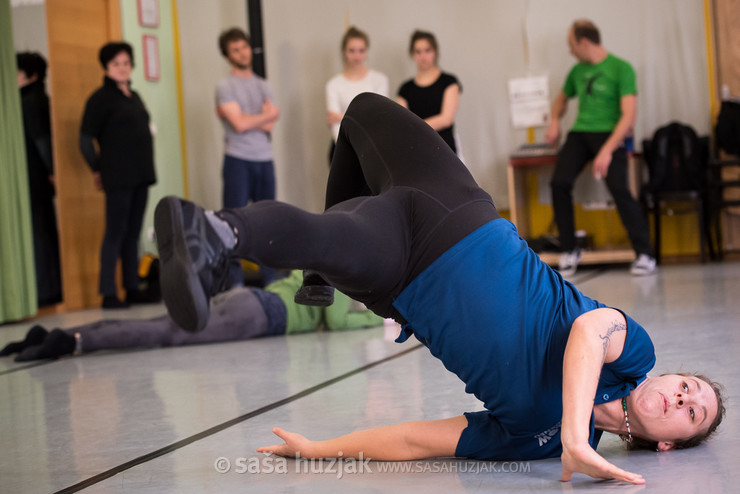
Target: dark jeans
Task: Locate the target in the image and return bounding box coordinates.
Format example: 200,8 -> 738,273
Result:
100,185 -> 148,296
550,131 -> 652,255
222,154 -> 277,285
220,93 -> 498,320
222,155 -> 276,207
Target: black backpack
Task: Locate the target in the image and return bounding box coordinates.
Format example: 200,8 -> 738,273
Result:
643,122 -> 707,193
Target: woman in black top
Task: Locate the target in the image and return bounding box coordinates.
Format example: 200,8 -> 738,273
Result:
397,30 -> 461,154
80,42 -> 156,309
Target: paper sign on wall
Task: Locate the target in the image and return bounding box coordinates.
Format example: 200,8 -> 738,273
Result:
508,76 -> 550,129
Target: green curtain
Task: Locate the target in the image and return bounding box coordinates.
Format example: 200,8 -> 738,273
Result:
0,0 -> 37,322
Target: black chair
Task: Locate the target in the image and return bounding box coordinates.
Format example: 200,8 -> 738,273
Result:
642,122 -> 714,264
708,100 -> 740,258
707,157 -> 740,259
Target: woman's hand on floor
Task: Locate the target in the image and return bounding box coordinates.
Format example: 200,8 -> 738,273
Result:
561,442 -> 645,484
257,427 -> 314,458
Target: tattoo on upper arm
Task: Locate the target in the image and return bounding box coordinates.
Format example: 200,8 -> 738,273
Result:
599,320 -> 627,360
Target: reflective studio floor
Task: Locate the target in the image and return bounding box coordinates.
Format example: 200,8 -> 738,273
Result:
1,262 -> 739,493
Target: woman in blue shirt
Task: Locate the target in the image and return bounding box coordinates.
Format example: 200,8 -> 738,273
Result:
153,93 -> 724,484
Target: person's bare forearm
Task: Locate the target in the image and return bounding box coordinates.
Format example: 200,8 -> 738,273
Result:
219,101 -> 279,133
599,95 -> 637,155
310,425 -> 417,460
546,92 -> 569,145
259,417 -> 466,461
234,112 -> 277,132
600,116 -> 633,155
559,309 -> 644,484
562,324 -> 605,446
551,92 -> 568,124
424,84 -> 459,131
561,309 -> 627,447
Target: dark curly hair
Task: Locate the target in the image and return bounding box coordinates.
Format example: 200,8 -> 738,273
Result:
16,51 -> 47,82
218,28 -> 251,57
98,42 -> 134,69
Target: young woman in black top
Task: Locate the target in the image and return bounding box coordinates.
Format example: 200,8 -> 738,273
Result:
397,30 -> 462,154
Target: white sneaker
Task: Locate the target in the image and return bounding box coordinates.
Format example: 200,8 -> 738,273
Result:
630,254 -> 657,276
558,249 -> 582,276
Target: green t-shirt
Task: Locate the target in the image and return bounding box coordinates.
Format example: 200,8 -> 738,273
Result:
266,270 -> 383,334
563,53 -> 636,132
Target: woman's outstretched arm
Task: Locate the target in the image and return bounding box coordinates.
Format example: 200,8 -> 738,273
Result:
257,415 -> 467,461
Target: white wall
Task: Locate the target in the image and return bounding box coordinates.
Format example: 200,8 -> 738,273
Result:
11,2 -> 48,57
178,0 -> 711,212
177,0 -> 248,210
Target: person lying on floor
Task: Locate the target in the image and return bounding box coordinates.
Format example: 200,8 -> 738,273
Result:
0,270 -> 383,361
153,93 -> 725,484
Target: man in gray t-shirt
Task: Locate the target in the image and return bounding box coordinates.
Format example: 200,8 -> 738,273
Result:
216,27 -> 280,286
217,75 -> 275,161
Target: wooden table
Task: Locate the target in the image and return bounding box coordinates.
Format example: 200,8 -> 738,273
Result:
507,151 -> 641,266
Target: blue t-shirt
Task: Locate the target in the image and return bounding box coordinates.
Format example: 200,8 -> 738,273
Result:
392,219 -> 655,460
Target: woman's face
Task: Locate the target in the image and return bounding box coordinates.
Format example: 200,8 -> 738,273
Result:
343,38 -> 368,68
628,374 -> 719,449
412,39 -> 437,71
17,70 -> 35,88
105,51 -> 132,84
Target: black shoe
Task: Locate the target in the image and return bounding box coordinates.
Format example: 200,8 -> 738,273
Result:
102,295 -> 129,309
126,290 -> 159,305
0,325 -> 48,356
294,270 -> 334,306
16,329 -> 75,362
154,196 -> 232,333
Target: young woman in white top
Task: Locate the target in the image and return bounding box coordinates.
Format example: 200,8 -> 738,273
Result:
325,26 -> 389,163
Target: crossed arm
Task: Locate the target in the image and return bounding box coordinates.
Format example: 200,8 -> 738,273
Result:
217,98 -> 280,133
258,308 -> 645,484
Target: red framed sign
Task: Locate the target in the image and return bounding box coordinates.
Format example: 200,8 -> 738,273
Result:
142,35 -> 160,81
137,0 -> 160,28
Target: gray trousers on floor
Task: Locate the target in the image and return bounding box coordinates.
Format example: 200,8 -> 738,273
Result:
69,287 -> 286,353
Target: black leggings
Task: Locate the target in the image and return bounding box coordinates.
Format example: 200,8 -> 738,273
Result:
550,131 -> 652,255
220,93 -> 498,319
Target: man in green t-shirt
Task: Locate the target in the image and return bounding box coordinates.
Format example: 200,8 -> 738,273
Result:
546,19 -> 655,277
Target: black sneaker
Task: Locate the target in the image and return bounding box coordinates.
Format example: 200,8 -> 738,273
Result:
294,270 -> 335,306
102,295 -> 129,309
126,289 -> 159,305
154,196 -> 232,333
0,325 -> 48,356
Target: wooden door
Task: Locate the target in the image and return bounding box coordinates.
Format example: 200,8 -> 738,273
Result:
713,0 -> 740,251
46,0 -> 120,310
714,0 -> 740,98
